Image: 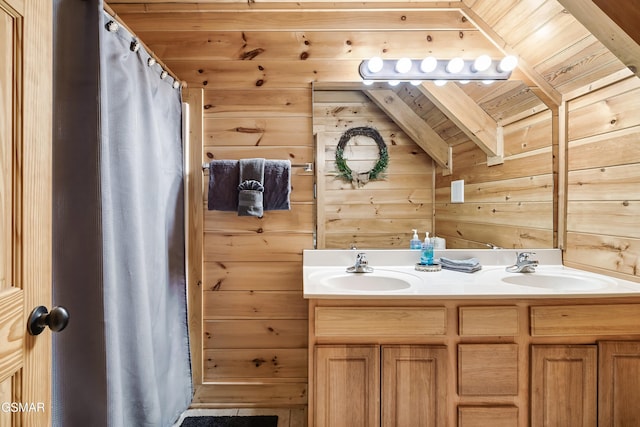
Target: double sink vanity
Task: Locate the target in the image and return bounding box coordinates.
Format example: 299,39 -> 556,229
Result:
303,249 -> 640,427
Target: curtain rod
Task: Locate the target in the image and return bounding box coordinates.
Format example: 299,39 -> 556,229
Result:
202,162 -> 313,173
103,4 -> 183,86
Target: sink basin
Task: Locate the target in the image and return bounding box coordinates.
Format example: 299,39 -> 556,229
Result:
501,273 -> 613,290
479,267 -> 617,291
307,269 -> 421,292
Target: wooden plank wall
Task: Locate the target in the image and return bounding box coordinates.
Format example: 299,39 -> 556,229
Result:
564,77 -> 640,282
313,90 -> 434,249
434,110 -> 555,249
198,88 -> 314,406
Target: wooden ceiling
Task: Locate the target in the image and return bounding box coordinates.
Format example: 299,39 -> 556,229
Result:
108,0 -> 640,165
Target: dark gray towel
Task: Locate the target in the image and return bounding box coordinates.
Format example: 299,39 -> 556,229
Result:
264,159 -> 291,211
207,159 -> 291,212
207,160 -> 239,211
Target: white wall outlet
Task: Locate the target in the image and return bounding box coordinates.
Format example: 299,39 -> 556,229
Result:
451,179 -> 464,203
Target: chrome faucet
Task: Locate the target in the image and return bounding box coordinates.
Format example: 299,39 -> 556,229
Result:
506,251 -> 539,273
346,252 -> 374,273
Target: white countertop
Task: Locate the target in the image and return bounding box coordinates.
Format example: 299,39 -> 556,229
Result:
303,249 -> 640,299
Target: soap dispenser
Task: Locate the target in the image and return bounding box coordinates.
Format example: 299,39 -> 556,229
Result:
420,232 -> 434,265
410,229 -> 421,249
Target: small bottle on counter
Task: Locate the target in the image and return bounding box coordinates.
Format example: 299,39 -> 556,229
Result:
410,229 -> 422,250
420,232 -> 434,265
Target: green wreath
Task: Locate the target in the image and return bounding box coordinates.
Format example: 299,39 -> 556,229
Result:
335,127 -> 388,185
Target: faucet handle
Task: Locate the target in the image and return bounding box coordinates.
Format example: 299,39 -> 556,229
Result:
356,252 -> 368,264
517,251 -> 536,263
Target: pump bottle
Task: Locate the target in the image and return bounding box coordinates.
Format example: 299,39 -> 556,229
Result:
420,232 -> 434,265
410,229 -> 422,249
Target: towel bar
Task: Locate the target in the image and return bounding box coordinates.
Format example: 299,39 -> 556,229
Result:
202,161 -> 313,173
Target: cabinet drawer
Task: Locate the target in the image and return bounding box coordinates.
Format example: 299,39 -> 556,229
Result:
459,306 -> 519,336
458,344 -> 519,396
315,307 -> 446,337
531,304 -> 640,336
458,406 -> 518,427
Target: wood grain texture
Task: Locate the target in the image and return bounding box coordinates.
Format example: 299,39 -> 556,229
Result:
598,341 -> 640,426
191,383 -> 308,408
315,307 -> 446,337
531,304 -> 640,336
458,406 -> 519,427
314,345 -> 380,427
20,1 -> 52,425
458,344 -> 519,396
459,306 -> 519,336
182,87 -> 204,388
204,348 -> 307,381
531,345 -> 597,427
381,345 -> 448,427
0,289 -> 23,383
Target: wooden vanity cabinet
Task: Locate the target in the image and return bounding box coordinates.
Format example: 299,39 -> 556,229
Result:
309,299 -> 640,427
314,344 -> 448,427
530,345 -> 598,427
598,341 -> 640,426
530,304 -> 640,427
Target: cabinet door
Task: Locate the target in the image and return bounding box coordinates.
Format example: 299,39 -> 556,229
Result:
531,345 -> 597,427
315,345 -> 380,427
599,341 -> 640,426
382,345 -> 448,427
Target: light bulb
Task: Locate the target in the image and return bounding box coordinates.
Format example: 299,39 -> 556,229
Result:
434,80 -> 447,87
409,80 -> 422,86
362,80 -> 374,86
446,57 -> 464,74
395,58 -> 412,74
420,56 -> 438,73
472,55 -> 492,72
458,80 -> 470,84
367,57 -> 384,73
498,55 -> 518,72
388,80 -> 401,86
482,80 -> 495,85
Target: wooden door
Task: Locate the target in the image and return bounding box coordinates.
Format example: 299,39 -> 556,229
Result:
0,1 -> 52,426
531,345 -> 597,427
381,345 -> 448,427
599,341 -> 640,426
315,345 -> 380,427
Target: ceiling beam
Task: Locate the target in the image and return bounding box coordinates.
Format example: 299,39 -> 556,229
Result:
416,81 -> 503,164
364,89 -> 452,174
460,6 -> 563,108
557,0 -> 640,80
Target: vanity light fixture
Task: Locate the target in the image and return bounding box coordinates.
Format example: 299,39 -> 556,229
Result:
359,55 -> 518,83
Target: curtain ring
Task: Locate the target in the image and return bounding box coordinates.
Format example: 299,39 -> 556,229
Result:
130,40 -> 140,53
160,70 -> 168,80
172,81 -> 180,89
105,21 -> 119,32
147,57 -> 156,67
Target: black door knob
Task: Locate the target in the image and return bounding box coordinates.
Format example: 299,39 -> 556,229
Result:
27,306 -> 70,336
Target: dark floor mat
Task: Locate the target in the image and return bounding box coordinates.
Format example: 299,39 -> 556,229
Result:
179,415 -> 278,427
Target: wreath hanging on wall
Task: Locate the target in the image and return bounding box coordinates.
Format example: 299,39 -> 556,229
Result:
335,126 -> 389,187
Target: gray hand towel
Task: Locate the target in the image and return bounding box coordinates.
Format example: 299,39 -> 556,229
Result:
237,179 -> 265,217
439,257 -> 482,273
238,158 -> 265,217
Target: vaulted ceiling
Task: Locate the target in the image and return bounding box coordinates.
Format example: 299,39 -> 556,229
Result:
108,0 -> 640,171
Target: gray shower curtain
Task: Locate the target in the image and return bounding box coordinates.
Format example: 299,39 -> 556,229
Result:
53,1 -> 192,426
